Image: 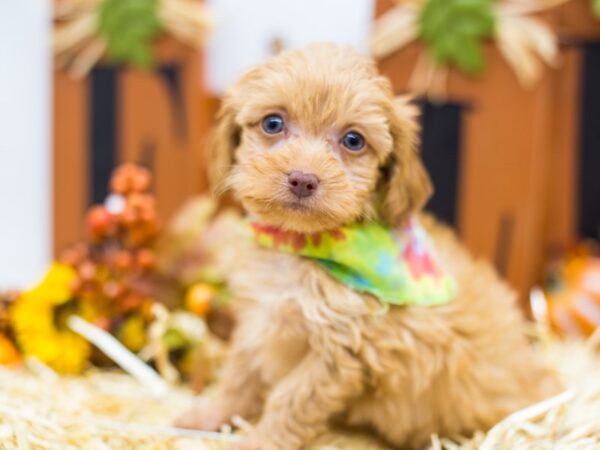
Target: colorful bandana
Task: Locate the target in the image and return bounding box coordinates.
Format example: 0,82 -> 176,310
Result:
249,218 -> 457,306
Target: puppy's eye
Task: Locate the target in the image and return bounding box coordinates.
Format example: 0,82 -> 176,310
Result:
341,131 -> 365,152
261,114 -> 285,135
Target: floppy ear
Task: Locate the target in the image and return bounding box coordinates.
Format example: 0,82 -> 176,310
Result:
378,97 -> 433,226
208,98 -> 241,194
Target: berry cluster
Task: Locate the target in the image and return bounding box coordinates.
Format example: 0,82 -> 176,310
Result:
58,164 -> 160,349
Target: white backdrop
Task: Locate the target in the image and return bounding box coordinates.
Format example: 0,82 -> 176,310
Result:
204,0 -> 375,94
0,0 -> 52,289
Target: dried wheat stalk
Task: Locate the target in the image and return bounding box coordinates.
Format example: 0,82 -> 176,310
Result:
371,0 -> 574,96
53,0 -> 213,78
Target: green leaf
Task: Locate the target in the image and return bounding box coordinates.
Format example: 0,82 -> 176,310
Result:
594,0 -> 600,18
418,0 -> 495,76
163,328 -> 189,350
97,0 -> 162,69
453,37 -> 484,73
420,2 -> 451,40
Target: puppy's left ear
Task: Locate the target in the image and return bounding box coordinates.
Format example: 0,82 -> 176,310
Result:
377,96 -> 433,226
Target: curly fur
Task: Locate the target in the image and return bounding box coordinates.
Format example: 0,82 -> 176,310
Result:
176,43 -> 559,450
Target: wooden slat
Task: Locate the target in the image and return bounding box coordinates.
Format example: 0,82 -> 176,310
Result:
53,70 -> 88,255
544,46 -> 582,255
119,39 -> 209,224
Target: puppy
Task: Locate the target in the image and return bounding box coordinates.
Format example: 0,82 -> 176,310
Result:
177,43 -> 558,449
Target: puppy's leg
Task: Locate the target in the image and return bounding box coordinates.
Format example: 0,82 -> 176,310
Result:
234,350 -> 364,450
175,323 -> 264,430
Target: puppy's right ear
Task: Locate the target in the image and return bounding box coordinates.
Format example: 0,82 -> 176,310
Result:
208,98 -> 241,194
377,96 -> 432,226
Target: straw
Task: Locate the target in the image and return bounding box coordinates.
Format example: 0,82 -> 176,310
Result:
1,336 -> 599,449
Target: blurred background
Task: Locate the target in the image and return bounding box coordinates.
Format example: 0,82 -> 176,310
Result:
1,0 -> 599,309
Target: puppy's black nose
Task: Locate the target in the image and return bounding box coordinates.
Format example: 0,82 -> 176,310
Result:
288,171 -> 319,198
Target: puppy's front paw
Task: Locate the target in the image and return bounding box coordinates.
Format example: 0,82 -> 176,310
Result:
174,399 -> 231,431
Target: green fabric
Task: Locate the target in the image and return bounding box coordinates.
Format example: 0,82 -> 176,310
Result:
249,218 -> 456,306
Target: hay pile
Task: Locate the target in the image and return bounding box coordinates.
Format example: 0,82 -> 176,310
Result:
0,363 -> 219,450
0,339 -> 599,450
433,339 -> 600,450
0,361 -> 386,450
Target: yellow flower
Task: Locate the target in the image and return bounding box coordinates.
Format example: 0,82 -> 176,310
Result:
117,314 -> 147,352
10,263 -> 91,374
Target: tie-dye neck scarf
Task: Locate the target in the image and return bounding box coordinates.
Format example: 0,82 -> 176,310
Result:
249,218 -> 456,307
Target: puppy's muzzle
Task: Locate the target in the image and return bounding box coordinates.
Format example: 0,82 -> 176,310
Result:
288,171 -> 319,198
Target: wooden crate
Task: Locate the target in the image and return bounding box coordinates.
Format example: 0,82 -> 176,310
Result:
374,0 -> 596,300
53,39 -> 218,254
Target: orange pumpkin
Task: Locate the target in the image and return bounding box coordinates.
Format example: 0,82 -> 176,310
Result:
547,254 -> 600,337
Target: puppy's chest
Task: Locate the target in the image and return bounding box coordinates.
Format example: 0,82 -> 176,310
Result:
229,248 -> 319,383
253,296 -> 309,385
228,246 -> 317,306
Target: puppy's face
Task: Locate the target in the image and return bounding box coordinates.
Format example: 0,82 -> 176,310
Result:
211,44 -> 432,233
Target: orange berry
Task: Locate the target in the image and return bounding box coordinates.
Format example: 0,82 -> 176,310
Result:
119,293 -> 145,313
86,206 -> 115,240
135,249 -> 156,270
119,194 -> 157,230
0,334 -> 20,366
59,243 -> 89,266
110,164 -> 151,195
94,316 -> 111,331
113,251 -> 133,271
103,281 -> 123,299
185,283 -> 215,317
78,261 -> 97,281
131,169 -> 151,193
